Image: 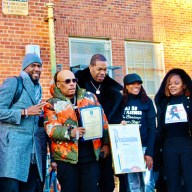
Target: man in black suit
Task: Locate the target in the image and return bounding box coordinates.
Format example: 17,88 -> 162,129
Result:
75,54 -> 123,192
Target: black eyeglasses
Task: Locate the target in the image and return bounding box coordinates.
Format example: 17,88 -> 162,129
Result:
58,78 -> 78,84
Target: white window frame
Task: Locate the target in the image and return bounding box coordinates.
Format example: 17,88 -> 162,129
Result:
125,41 -> 165,97
69,38 -> 113,75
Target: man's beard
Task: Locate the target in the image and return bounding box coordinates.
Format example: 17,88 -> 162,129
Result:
29,74 -> 39,85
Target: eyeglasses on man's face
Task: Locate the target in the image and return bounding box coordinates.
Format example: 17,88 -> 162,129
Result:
58,78 -> 78,84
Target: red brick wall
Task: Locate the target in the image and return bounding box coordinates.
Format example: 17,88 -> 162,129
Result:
54,0 -> 192,82
0,0 -> 51,99
54,0 -> 154,76
0,0 -> 192,99
151,1 -> 192,73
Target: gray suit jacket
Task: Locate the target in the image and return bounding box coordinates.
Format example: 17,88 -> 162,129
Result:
0,72 -> 43,182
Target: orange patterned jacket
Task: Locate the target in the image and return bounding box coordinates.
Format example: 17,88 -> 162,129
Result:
44,84 -> 109,164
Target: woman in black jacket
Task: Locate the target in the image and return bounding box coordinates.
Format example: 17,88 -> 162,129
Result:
155,68 -> 192,192
118,73 -> 156,192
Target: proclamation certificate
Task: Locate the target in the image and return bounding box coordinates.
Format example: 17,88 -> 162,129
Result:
108,124 -> 145,174
80,106 -> 103,141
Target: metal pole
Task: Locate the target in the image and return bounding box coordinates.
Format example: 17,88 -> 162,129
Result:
46,3 -> 56,77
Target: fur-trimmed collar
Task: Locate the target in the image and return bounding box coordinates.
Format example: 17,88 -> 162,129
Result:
75,67 -> 123,90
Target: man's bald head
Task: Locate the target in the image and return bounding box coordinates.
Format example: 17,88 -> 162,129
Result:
57,70 -> 75,81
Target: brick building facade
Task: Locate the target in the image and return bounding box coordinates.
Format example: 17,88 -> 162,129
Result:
0,0 -> 192,99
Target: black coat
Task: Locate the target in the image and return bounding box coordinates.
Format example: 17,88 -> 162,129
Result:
155,68 -> 192,147
154,68 -> 192,171
75,68 -> 123,123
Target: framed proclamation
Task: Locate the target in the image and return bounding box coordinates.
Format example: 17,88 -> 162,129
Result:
80,106 -> 103,141
108,124 -> 146,174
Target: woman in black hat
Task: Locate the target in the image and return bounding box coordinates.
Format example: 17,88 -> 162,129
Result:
155,68 -> 192,192
117,73 -> 156,192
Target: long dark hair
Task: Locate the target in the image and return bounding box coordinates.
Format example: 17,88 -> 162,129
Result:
164,73 -> 190,97
155,68 -> 192,106
122,84 -> 149,105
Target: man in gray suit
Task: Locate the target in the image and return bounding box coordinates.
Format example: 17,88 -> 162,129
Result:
0,53 -> 46,192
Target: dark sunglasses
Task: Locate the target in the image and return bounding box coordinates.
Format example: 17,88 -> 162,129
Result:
58,78 -> 78,84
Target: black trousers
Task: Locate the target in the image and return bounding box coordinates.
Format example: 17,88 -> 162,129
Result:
117,174 -> 127,192
37,126 -> 49,192
163,137 -> 192,192
0,164 -> 41,192
99,154 -> 115,192
56,160 -> 100,192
